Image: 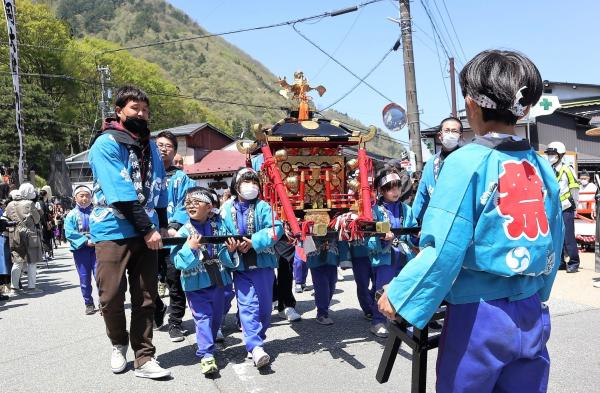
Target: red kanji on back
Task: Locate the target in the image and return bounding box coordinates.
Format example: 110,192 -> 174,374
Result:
497,160 -> 549,240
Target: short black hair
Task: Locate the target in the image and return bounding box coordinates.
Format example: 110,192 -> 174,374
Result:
438,116 -> 463,133
156,131 -> 178,151
230,167 -> 261,197
114,85 -> 150,109
459,50 -> 542,125
208,188 -> 220,209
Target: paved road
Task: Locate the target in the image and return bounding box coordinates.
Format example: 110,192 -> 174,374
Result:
1,245 -> 599,392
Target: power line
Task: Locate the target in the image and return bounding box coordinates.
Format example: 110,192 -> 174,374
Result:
0,41 -> 96,54
0,71 -> 289,111
101,0 -> 386,54
292,23 -> 396,104
144,90 -> 289,111
412,33 -> 438,56
321,39 -> 399,111
430,20 -> 452,110
429,0 -> 463,66
312,7 -> 365,79
440,0 -> 467,63
0,71 -> 98,85
418,0 -> 451,60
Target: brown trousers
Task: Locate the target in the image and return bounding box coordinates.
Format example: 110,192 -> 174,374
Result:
95,237 -> 158,368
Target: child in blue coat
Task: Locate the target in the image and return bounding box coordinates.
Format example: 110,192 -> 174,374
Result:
367,168 -> 417,337
218,167 -> 284,369
348,239 -> 375,321
307,238 -> 350,325
65,185 -> 98,315
378,50 -> 564,392
171,187 -> 234,375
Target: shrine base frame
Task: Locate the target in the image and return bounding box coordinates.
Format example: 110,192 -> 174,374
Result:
376,307 -> 446,393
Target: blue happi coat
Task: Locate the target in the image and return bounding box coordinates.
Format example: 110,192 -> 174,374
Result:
367,200 -> 418,266
171,216 -> 233,292
306,238 -> 351,269
88,127 -> 167,242
218,198 -> 284,271
65,205 -> 93,251
412,151 -> 446,222
166,168 -> 195,227
387,136 -> 564,329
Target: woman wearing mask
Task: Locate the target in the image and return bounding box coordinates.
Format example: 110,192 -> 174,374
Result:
412,117 -> 464,223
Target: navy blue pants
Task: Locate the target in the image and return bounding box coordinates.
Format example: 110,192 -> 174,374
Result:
351,255 -> 374,316
293,254 -> 308,285
223,283 -> 235,317
186,286 -> 225,359
73,247 -> 97,306
371,261 -> 402,325
562,209 -> 580,269
234,268 -> 274,352
436,294 -> 551,393
310,265 -> 337,318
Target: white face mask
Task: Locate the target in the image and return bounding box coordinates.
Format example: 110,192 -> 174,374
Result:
441,133 -> 460,150
547,155 -> 559,165
580,180 -> 589,186
239,183 -> 259,200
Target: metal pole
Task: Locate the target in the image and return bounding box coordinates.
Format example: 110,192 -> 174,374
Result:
399,0 -> 423,170
449,57 -> 457,117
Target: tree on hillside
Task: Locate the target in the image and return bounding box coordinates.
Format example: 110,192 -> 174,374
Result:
0,0 -> 232,177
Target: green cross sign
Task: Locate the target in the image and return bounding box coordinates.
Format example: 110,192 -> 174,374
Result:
539,98 -> 552,110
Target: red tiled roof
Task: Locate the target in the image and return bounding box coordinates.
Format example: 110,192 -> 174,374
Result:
184,150 -> 246,177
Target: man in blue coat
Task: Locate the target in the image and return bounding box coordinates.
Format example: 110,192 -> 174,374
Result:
412,116 -> 464,222
89,85 -> 170,379
154,130 -> 196,341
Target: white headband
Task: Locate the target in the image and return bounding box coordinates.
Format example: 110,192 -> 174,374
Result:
380,173 -> 401,187
471,86 -> 527,117
236,167 -> 256,182
186,191 -> 213,205
73,185 -> 92,198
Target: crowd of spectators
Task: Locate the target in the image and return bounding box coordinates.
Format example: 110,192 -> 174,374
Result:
0,181 -> 71,299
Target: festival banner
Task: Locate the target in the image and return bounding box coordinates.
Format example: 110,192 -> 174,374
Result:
3,0 -> 25,184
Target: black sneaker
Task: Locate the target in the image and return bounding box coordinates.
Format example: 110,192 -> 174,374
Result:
168,325 -> 185,342
85,304 -> 96,315
154,304 -> 167,330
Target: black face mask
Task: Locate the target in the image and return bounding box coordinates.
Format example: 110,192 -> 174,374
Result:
122,116 -> 150,139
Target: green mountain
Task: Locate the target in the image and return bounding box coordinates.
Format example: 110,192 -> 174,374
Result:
36,0 -> 404,157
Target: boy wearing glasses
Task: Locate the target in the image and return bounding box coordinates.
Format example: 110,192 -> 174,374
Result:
171,187 -> 235,375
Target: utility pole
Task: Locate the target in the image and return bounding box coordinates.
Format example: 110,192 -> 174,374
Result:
97,65 -> 113,119
399,0 -> 423,171
449,57 -> 457,117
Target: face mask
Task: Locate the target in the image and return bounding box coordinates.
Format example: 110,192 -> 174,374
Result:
239,183 -> 259,200
547,155 -> 559,165
441,133 -> 460,150
122,116 -> 150,139
581,180 -> 589,186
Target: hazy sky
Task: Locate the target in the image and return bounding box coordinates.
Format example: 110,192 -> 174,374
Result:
168,0 -> 599,146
